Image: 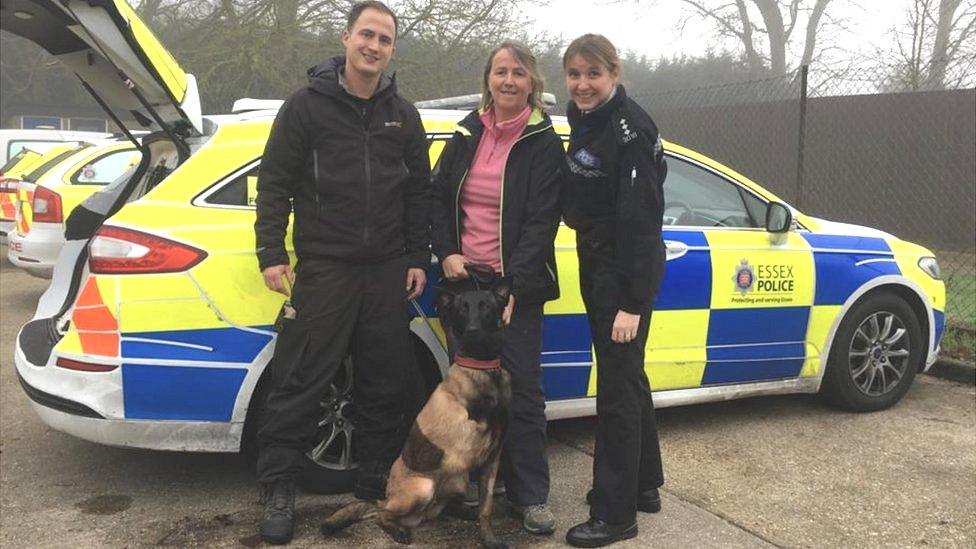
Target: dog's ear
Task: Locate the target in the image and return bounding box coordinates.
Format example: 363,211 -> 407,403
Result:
435,287 -> 455,321
492,276 -> 513,308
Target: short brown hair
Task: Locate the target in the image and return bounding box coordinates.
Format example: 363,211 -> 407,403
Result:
563,34 -> 621,77
480,41 -> 547,112
347,1 -> 399,38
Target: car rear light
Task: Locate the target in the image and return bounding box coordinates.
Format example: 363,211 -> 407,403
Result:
56,357 -> 118,372
32,186 -> 63,223
89,225 -> 207,274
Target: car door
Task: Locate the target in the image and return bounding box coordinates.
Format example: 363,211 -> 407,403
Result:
656,154 -> 815,388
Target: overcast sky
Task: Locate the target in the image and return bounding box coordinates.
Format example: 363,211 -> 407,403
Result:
522,0 -> 904,65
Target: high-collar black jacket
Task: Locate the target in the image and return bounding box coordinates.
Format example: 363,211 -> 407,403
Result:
564,85 -> 668,314
255,56 -> 431,272
430,108 -> 563,305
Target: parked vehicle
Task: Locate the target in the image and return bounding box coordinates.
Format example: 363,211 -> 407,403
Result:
5,0 -> 945,495
8,140 -> 141,277
0,128 -> 115,165
1,147 -> 46,243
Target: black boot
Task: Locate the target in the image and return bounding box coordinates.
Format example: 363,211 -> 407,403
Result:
566,518 -> 638,548
354,461 -> 389,501
259,480 -> 296,545
586,487 -> 662,513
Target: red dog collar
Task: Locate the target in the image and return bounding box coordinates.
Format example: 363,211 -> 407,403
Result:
455,355 -> 502,370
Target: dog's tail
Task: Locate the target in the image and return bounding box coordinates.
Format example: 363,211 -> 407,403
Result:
321,500 -> 377,535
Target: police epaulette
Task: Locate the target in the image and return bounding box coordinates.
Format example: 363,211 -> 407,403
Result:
613,109 -> 639,146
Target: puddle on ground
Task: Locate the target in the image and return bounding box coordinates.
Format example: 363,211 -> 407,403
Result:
75,494 -> 133,515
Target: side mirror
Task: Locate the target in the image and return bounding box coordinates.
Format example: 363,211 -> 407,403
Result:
765,202 -> 792,233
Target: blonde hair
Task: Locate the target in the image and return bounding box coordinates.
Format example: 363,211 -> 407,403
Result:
563,33 -> 621,77
480,41 -> 546,112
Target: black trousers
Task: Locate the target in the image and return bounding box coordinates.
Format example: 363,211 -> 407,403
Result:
446,303 -> 550,506
256,256 -> 421,484
578,242 -> 665,524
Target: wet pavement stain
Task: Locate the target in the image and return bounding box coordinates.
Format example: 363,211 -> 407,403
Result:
75,494 -> 133,515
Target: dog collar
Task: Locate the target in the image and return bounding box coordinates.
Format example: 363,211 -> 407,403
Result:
455,355 -> 502,370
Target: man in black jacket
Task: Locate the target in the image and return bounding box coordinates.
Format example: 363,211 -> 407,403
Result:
253,1 -> 430,544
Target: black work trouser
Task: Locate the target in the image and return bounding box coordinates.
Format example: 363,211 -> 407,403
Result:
578,241 -> 664,524
256,256 -> 421,484
445,303 -> 550,506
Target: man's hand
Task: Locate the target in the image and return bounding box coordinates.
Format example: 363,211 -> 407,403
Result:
262,264 -> 295,295
441,254 -> 469,280
406,268 -> 426,300
502,294 -> 515,325
611,310 -> 640,344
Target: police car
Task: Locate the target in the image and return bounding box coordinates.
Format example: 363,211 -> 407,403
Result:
7,140 -> 141,277
6,0 -> 945,493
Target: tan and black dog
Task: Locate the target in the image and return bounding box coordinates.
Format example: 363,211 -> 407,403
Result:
321,275 -> 513,548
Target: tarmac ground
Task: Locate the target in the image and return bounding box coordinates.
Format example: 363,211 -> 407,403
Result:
2,259 -> 973,548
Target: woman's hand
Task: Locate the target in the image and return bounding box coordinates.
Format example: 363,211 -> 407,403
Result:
611,310 -> 641,344
502,295 -> 515,325
442,254 -> 470,280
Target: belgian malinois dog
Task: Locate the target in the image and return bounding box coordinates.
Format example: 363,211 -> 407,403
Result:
321,271 -> 512,548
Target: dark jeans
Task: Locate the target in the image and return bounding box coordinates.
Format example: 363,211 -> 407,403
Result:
578,241 -> 665,524
256,256 -> 422,484
446,303 -> 550,506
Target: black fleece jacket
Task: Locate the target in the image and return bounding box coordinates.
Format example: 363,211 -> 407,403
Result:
564,85 -> 668,314
430,108 -> 563,305
254,56 -> 431,271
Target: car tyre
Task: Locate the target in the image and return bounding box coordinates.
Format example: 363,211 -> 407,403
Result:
298,336 -> 442,494
820,292 -> 923,412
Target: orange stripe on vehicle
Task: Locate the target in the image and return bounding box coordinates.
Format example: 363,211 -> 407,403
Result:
78,331 -> 120,357
72,278 -> 120,357
0,192 -> 14,220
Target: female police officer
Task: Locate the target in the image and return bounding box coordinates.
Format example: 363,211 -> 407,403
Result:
561,34 -> 668,548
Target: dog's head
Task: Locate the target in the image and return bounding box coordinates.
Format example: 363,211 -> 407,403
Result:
437,271 -> 512,360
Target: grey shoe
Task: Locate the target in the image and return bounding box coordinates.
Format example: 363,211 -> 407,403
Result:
510,503 -> 556,535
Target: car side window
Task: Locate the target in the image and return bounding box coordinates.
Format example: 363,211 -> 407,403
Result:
205,165 -> 260,207
72,150 -> 141,185
663,156 -> 766,228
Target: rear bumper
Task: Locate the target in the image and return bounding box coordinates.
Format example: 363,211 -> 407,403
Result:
6,222 -> 63,278
13,330 -> 242,452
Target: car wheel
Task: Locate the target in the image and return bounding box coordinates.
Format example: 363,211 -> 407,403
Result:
298,354 -> 358,494
299,336 -> 444,494
821,292 -> 923,412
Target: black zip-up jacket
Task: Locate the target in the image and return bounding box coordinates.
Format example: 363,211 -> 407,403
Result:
431,108 -> 563,305
255,56 -> 431,271
564,85 -> 668,314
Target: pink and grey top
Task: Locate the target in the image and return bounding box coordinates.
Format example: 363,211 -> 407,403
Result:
459,105 -> 531,272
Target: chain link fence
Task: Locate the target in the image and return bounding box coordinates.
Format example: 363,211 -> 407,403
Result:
630,64 -> 976,331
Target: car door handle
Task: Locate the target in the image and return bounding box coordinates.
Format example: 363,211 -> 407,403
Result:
664,240 -> 688,261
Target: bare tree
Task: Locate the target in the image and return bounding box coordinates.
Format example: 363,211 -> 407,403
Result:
882,0 -> 976,90
678,0 -> 835,75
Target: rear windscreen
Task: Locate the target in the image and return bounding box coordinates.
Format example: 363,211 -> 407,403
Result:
23,145 -> 93,182
0,150 -> 30,174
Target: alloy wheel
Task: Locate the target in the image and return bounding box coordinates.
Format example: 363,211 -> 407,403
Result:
848,311 -> 911,397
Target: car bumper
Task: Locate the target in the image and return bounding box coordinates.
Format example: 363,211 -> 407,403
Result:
6,222 -> 62,278
14,331 -> 242,452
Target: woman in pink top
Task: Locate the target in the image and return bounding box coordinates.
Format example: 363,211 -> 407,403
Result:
430,41 -> 564,535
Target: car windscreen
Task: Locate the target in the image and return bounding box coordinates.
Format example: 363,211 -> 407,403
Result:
23,145 -> 93,182
0,149 -> 31,174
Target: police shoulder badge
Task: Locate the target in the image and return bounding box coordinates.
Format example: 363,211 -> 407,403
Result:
613,111 -> 638,145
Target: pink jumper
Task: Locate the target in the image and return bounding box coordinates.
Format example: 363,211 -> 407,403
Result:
459,106 -> 531,272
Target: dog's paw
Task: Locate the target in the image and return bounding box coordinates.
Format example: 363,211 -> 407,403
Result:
443,501 -> 479,521
380,522 -> 413,545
